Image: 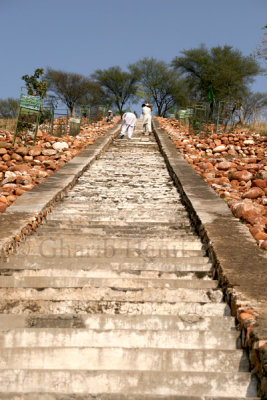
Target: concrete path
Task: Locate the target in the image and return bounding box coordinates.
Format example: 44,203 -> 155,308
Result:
0,120 -> 259,398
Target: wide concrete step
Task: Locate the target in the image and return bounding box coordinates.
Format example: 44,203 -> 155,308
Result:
16,236 -> 204,251
0,314 -> 236,331
0,394 -> 259,400
0,300 -> 231,316
0,276 -> 218,289
0,370 -> 257,397
0,328 -> 240,349
39,223 -> 195,237
0,286 -> 223,303
1,255 -> 212,272
0,347 -> 249,372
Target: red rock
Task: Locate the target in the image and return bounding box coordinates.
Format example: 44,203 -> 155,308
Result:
10,165 -> 31,173
11,153 -> 23,161
29,146 -> 42,156
231,170 -> 253,182
0,148 -> 7,155
0,196 -> 7,204
0,164 -> 8,173
250,226 -> 264,236
252,179 -> 267,189
2,154 -> 10,161
216,161 -> 235,170
15,146 -> 28,156
242,187 -> 264,199
0,141 -> 12,149
15,188 -> 26,196
259,240 -> 267,250
0,203 -> 7,212
254,231 -> 267,241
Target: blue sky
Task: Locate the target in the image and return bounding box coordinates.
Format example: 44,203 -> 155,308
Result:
0,0 -> 266,100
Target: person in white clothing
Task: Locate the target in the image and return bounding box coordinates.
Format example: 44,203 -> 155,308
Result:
120,112 -> 137,139
141,103 -> 152,135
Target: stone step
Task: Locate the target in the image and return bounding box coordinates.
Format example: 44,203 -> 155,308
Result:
2,268 -> 212,281
0,395 -> 258,400
0,276 -> 217,290
0,328 -> 240,349
0,286 -> 223,303
39,223 -> 195,237
0,314 -> 236,331
0,300 -> 231,316
19,237 -> 204,256
0,370 -> 257,397
15,245 -> 205,259
0,347 -> 249,372
1,255 -> 212,272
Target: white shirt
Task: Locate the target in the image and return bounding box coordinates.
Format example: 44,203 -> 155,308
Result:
142,106 -> 152,124
122,112 -> 137,127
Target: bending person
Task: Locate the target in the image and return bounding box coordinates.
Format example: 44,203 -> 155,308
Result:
120,111 -> 137,140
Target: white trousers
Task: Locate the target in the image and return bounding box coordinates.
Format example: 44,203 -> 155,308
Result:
121,124 -> 135,139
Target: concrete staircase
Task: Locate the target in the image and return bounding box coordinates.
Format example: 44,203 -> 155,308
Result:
0,120 -> 259,399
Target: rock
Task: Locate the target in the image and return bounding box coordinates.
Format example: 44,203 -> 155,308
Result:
242,187 -> 264,199
43,160 -> 57,170
42,149 -> 57,156
259,240 -> 267,250
230,170 -> 253,182
29,146 -> 42,156
261,197 -> 267,206
15,188 -> 26,196
2,154 -> 11,161
11,153 -> 23,161
252,179 -> 267,189
216,161 -> 235,170
0,203 -> 7,212
212,145 -> 226,153
244,139 -> 254,145
0,196 -> 8,204
254,231 -> 267,240
0,141 -> 12,149
10,165 -> 31,173
52,142 -> 69,151
15,146 -> 28,156
0,148 -> 7,155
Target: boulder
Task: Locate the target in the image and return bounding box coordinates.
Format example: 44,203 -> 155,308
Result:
0,203 -> 7,212
242,187 -> 264,199
29,146 -> 42,156
42,149 -> 57,156
230,170 -> 253,182
212,145 -> 226,153
216,161 -> 235,171
0,148 -> 7,155
52,142 -> 69,151
252,179 -> 267,189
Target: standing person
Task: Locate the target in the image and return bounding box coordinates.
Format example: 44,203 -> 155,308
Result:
120,111 -> 137,140
106,109 -> 113,122
141,103 -> 152,135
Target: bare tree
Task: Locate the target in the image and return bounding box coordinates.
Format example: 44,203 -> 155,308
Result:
46,68 -> 97,116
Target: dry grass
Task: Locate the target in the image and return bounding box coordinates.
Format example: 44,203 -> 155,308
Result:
0,118 -> 16,132
248,121 -> 267,136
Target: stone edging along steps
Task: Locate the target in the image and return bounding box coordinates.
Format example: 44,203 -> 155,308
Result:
153,117 -> 267,398
0,122 -> 121,257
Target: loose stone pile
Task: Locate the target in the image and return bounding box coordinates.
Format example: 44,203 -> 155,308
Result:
158,118 -> 267,249
0,118 -> 119,213
0,120 -> 259,398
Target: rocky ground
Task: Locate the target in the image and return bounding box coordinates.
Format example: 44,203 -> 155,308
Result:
0,117 -> 119,213
158,117 -> 267,250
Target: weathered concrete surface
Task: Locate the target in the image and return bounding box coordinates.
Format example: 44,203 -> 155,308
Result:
0,122 -> 121,257
153,117 -> 267,398
0,120 -> 260,398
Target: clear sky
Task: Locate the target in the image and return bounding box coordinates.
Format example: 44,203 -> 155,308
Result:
0,0 -> 266,100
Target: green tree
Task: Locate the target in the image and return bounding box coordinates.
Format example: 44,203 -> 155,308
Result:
91,66 -> 138,116
21,68 -> 47,98
0,98 -> 19,118
172,45 -> 260,105
46,69 -> 96,116
129,58 -> 188,116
